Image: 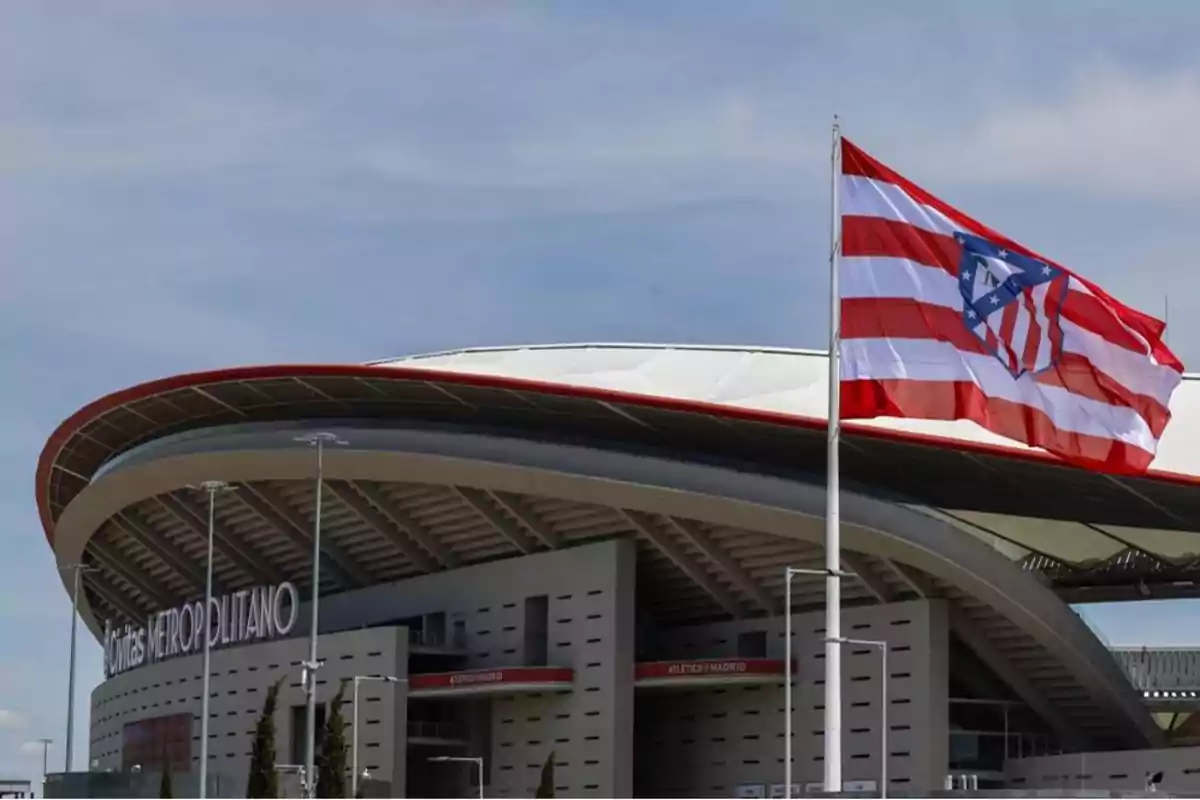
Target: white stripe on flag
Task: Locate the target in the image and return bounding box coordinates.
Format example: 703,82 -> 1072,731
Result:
841,175 -> 960,235
1029,281 -> 1055,373
841,174 -> 1097,297
840,256 -> 1180,408
839,337 -> 1157,451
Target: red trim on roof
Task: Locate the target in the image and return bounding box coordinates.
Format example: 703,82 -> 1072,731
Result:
36,361 -> 1200,550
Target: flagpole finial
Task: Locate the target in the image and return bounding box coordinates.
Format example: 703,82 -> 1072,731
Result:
833,113 -> 840,132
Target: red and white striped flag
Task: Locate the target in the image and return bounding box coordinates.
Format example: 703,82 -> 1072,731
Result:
838,138 -> 1184,474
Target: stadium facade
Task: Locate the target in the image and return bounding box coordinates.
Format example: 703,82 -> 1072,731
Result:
37,343 -> 1200,797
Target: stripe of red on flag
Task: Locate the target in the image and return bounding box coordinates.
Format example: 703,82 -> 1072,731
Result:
841,139 -> 903,184
841,216 -> 959,274
997,302 -> 1021,372
841,298 -> 1172,437
843,215 -> 1173,362
841,297 -> 987,353
842,138 -> 1052,266
840,378 -> 1156,475
842,137 -> 1184,375
1068,270 -> 1182,373
1019,289 -> 1042,374
1058,290 -> 1151,359
1039,353 -> 1171,439
1111,299 -> 1184,373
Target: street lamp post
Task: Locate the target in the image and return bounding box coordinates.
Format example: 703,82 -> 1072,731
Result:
296,432 -> 346,799
344,675 -> 404,799
197,480 -> 233,800
429,756 -> 484,800
783,565 -> 849,800
829,636 -> 889,799
59,563 -> 97,773
33,738 -> 52,788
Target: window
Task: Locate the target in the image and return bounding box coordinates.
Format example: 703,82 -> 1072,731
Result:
452,619 -> 467,650
740,631 -> 768,657
524,595 -> 549,665
425,611 -> 447,647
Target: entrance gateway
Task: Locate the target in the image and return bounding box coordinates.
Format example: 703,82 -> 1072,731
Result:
104,582 -> 299,678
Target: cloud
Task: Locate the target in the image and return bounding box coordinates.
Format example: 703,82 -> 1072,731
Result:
929,64 -> 1200,199
359,93 -> 824,217
17,740 -> 47,758
0,711 -> 26,731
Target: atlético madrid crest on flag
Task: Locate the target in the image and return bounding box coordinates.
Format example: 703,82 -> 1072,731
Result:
955,232 -> 1069,379
837,135 -> 1185,474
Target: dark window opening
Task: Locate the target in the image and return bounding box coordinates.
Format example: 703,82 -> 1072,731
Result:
524,595 -> 549,665
737,630 -> 768,658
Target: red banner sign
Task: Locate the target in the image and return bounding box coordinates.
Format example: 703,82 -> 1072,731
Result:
635,658 -> 786,680
409,666 -> 573,691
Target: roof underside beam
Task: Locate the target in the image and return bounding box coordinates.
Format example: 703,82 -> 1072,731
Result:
622,509 -> 743,618
490,491 -> 561,549
840,550 -> 895,603
88,539 -> 177,610
949,608 -> 1085,751
113,510 -> 209,593
666,516 -> 779,614
156,492 -> 283,585
86,568 -> 146,625
348,481 -> 459,569
454,486 -> 539,554
236,483 -> 372,588
326,481 -> 441,573
885,558 -> 938,599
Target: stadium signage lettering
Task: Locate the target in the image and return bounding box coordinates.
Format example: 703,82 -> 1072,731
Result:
665,660 -> 748,676
103,582 -> 299,678
449,671 -> 504,686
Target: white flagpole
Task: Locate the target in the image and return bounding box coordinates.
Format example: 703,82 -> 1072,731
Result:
823,116 -> 844,794
1164,295 -> 1170,347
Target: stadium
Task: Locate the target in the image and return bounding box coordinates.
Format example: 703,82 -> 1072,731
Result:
36,343 -> 1200,797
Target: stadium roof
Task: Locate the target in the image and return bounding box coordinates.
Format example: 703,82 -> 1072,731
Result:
41,344 -> 1200,602
37,343 -> 1200,751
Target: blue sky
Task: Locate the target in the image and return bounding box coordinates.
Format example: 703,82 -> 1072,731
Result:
4,0 -> 1200,784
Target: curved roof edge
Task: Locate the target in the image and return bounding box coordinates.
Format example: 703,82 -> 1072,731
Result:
37,344 -> 1200,549
368,341 -> 834,363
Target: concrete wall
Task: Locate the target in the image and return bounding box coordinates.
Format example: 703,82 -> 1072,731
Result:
89,538 -> 637,798
89,544 -> 961,798
89,626 -> 407,798
1005,746 -> 1200,793
636,599 -> 950,797
315,537 -> 638,798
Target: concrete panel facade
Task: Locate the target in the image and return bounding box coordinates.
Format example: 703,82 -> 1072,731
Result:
1005,746 -> 1200,793
89,538 -> 637,798
313,537 -> 637,798
636,599 -> 950,797
89,626 -> 408,798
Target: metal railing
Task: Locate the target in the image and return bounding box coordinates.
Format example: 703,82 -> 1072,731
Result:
1110,647 -> 1200,697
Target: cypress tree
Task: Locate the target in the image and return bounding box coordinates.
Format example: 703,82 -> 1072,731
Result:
246,678 -> 283,799
159,754 -> 173,798
316,681 -> 349,798
534,750 -> 555,798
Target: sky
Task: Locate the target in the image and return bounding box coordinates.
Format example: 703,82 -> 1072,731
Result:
4,0 -> 1200,785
